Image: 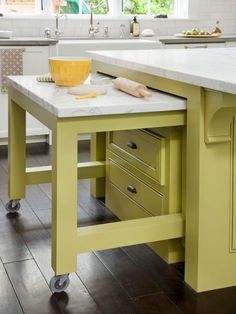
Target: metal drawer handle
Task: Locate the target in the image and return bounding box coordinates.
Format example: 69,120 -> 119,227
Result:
184,45 -> 208,49
127,184 -> 137,194
127,141 -> 137,149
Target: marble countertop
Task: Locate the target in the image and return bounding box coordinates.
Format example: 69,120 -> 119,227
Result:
89,48 -> 236,95
0,37 -> 58,46
8,75 -> 186,118
58,38 -> 158,44
58,34 -> 236,45
157,34 -> 236,44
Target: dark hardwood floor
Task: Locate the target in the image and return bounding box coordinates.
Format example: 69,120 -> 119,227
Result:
0,141 -> 236,314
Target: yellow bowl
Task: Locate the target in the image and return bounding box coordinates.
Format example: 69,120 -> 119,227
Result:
48,57 -> 91,86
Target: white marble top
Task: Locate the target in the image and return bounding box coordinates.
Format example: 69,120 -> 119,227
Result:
59,38 -> 157,44
8,75 -> 186,118
89,48 -> 236,95
0,37 -> 58,46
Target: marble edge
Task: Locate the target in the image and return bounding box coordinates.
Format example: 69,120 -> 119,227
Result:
89,50 -> 236,95
0,37 -> 58,46
57,101 -> 186,118
58,38 -> 157,45
157,35 -> 236,44
8,76 -> 60,117
8,76 -> 186,118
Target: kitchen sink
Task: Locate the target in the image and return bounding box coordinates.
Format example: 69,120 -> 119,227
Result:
0,30 -> 13,39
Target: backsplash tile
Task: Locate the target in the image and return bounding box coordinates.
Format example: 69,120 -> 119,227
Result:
0,0 -> 235,38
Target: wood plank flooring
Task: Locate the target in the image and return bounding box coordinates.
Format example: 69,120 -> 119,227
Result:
0,141 -> 236,314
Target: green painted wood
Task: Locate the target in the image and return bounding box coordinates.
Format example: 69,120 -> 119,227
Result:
77,213 -> 184,253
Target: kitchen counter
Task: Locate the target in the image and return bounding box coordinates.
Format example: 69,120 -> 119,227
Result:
0,37 -> 58,46
8,76 -> 186,118
157,34 -> 236,44
88,47 -> 236,293
89,48 -> 236,94
59,38 -> 157,43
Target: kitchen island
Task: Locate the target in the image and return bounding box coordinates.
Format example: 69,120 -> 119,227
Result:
6,47 -> 236,293
88,47 -> 236,292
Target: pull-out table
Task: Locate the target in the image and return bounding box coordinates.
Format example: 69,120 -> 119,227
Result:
7,75 -> 186,292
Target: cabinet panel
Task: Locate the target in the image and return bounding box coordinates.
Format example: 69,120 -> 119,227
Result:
0,46 -> 55,142
108,129 -> 165,185
106,181 -> 151,221
23,46 -> 49,75
164,42 -> 226,49
108,158 -> 164,216
106,127 -> 183,263
23,46 -> 50,138
106,181 -> 184,263
225,41 -> 236,47
58,40 -> 161,57
231,119 -> 236,250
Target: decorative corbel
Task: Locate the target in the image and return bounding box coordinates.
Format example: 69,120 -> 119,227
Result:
205,89 -> 236,144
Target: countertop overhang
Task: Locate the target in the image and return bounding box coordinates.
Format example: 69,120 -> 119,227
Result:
7,75 -> 186,118
156,34 -> 236,44
0,37 -> 58,46
89,48 -> 236,95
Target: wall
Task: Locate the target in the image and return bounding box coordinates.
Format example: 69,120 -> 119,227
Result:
0,0 -> 235,38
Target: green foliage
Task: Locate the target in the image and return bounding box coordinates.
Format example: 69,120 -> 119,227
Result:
123,0 -> 148,14
84,0 -> 108,14
151,0 -> 173,15
123,0 -> 174,15
59,0 -> 108,14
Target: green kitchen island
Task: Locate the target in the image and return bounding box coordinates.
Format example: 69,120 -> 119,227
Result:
88,47 -> 236,293
6,47 -> 236,293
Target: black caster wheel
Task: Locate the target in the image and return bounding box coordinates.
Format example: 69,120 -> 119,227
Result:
5,200 -> 21,213
49,274 -> 70,293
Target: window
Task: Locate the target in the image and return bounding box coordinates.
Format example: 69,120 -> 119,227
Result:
122,0 -> 174,16
1,0 -> 36,14
53,0 -> 109,14
0,0 -> 189,17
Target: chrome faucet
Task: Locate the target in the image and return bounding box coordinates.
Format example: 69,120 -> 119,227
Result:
119,24 -> 126,38
88,5 -> 100,38
103,25 -> 109,38
54,13 -> 67,38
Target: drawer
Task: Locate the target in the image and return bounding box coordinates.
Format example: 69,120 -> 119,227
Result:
108,159 -> 164,216
106,182 -> 184,263
108,129 -> 165,185
106,181 -> 151,221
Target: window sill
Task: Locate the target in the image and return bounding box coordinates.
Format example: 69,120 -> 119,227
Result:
0,14 -> 199,22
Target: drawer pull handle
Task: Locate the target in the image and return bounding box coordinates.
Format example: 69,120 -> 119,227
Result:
184,45 -> 208,49
127,185 -> 137,194
127,141 -> 137,149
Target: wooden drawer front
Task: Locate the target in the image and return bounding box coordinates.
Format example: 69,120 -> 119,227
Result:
106,182 -> 151,221
106,182 -> 184,263
108,159 -> 164,216
109,130 -> 165,185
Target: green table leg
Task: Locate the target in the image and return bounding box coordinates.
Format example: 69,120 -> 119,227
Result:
51,121 -> 78,275
8,97 -> 26,201
90,132 -> 106,198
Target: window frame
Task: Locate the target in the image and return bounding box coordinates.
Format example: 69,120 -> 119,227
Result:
0,0 -> 197,19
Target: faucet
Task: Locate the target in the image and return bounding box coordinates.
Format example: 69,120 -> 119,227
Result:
103,25 -> 109,38
119,24 -> 126,38
88,4 -> 100,38
54,13 -> 67,39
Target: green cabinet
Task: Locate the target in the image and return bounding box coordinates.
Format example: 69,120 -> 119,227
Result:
106,127 -> 184,263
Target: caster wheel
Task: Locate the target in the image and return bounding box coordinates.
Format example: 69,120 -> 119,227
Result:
5,200 -> 21,213
50,274 -> 70,293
